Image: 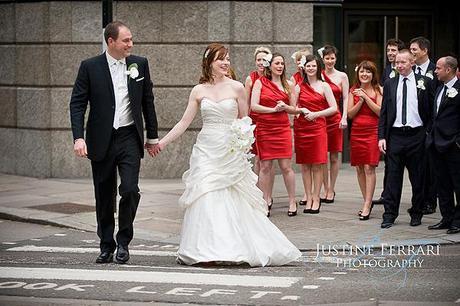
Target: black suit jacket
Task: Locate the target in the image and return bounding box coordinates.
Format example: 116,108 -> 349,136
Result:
70,53 -> 158,161
378,74 -> 433,141
426,79 -> 460,152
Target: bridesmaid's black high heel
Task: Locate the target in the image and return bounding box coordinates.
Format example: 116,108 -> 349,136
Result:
287,202 -> 297,217
299,200 -> 307,206
359,204 -> 374,221
310,201 -> 321,214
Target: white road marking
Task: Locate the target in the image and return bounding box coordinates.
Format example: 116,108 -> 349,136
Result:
81,240 -> 95,243
53,234 -> 67,237
332,272 -> 347,275
303,285 -> 319,289
29,238 -> 42,241
2,242 -> 17,245
317,277 -> 335,280
160,245 -> 174,248
0,267 -> 301,288
6,245 -> 176,257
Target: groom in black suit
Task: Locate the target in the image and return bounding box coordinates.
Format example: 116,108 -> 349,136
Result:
426,56 -> 460,234
378,49 -> 433,229
70,21 -> 159,263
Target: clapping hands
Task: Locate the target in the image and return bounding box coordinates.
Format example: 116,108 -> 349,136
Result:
275,101 -> 288,112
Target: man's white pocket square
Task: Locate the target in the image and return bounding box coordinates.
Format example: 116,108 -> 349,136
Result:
136,77 -> 144,82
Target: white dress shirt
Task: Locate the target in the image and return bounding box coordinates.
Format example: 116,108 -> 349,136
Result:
436,76 -> 458,112
105,52 -> 158,144
106,52 -> 134,129
414,59 -> 430,76
393,72 -> 423,127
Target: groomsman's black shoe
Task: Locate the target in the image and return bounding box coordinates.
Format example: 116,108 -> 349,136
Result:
422,205 -> 436,215
410,216 -> 422,227
372,197 -> 385,205
95,251 -> 113,264
381,220 -> 394,229
428,221 -> 450,230
446,226 -> 460,234
115,245 -> 129,264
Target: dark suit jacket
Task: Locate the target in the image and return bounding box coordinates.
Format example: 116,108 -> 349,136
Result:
426,79 -> 460,152
70,53 -> 158,161
378,74 -> 434,141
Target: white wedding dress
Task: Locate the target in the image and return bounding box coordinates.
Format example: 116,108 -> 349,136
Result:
176,98 -> 301,267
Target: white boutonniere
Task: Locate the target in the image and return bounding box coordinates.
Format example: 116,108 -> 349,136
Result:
425,71 -> 434,80
446,87 -> 458,98
262,53 -> 273,67
389,69 -> 397,79
125,63 -> 139,79
416,79 -> 426,90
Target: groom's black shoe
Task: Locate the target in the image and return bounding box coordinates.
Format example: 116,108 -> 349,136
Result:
96,251 -> 113,264
116,245 -> 129,264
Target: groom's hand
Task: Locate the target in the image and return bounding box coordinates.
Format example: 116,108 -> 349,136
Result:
73,138 -> 87,158
145,143 -> 161,157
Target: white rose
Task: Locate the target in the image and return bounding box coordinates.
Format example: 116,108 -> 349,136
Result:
446,88 -> 458,98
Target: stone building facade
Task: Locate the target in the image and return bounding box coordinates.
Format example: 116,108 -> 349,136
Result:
0,0 -> 313,178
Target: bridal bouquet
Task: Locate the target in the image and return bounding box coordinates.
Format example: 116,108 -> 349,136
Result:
228,116 -> 256,160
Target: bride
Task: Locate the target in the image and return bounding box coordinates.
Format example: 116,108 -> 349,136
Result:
152,43 -> 301,267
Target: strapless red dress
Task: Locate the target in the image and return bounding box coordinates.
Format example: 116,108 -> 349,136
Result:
256,76 -> 292,161
322,71 -> 343,152
350,89 -> 380,166
248,71 -> 261,155
294,82 -> 328,164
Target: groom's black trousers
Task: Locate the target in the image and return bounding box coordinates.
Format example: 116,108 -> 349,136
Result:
91,125 -> 141,253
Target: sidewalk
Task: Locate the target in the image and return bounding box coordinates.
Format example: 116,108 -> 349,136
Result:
0,165 -> 459,250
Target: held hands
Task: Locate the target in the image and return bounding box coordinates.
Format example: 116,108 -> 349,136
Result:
73,138 -> 87,158
145,142 -> 163,157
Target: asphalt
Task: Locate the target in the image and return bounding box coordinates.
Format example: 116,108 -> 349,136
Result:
0,165 -> 459,251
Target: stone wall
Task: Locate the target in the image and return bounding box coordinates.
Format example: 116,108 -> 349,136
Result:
0,1 -> 313,178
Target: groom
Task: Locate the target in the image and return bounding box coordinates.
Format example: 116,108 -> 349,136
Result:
70,21 -> 159,264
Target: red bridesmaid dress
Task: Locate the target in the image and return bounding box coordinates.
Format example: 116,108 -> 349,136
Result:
292,71 -> 303,85
294,82 -> 328,164
350,88 -> 380,166
322,71 -> 343,152
248,71 -> 261,155
256,76 -> 292,161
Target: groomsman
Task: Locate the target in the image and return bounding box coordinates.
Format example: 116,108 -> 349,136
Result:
379,38 -> 405,86
426,56 -> 460,234
410,36 -> 438,215
374,38 -> 405,206
70,21 -> 159,263
378,49 -> 433,229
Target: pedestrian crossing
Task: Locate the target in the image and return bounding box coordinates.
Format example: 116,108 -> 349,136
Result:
0,267 -> 302,288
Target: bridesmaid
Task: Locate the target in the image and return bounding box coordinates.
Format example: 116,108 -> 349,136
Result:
347,60 -> 382,220
244,47 -> 271,176
290,46 -> 313,86
293,55 -> 337,214
251,52 -> 297,216
319,45 -> 349,204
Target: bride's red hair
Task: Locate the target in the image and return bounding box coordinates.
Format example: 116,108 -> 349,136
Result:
199,43 -> 229,84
